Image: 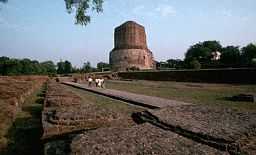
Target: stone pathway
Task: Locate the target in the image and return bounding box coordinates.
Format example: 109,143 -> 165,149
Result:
62,82 -> 191,109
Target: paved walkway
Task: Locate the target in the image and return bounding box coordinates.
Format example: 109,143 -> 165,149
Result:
62,82 -> 191,109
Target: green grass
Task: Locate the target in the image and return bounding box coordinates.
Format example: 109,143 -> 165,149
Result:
63,85 -> 145,114
106,80 -> 256,112
2,84 -> 46,155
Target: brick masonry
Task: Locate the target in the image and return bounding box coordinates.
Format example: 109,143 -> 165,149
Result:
110,21 -> 155,71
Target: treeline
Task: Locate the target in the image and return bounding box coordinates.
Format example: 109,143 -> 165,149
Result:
56,61 -> 110,74
157,42 -> 256,70
1,41 -> 255,75
0,56 -> 110,76
0,57 -> 56,75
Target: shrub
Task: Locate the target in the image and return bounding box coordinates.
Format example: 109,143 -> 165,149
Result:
189,59 -> 201,70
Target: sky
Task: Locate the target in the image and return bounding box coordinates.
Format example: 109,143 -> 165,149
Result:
0,0 -> 256,67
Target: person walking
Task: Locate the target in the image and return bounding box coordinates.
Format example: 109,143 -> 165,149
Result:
100,78 -> 105,88
95,78 -> 99,87
88,77 -> 93,87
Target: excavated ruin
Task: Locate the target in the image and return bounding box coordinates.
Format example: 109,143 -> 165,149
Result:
133,105 -> 256,154
68,123 -> 228,155
0,76 -> 47,150
42,81 -> 136,140
42,81 -> 256,155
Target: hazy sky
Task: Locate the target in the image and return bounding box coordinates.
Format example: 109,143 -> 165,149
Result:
0,0 -> 255,67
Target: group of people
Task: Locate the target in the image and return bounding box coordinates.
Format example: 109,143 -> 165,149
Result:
88,77 -> 105,88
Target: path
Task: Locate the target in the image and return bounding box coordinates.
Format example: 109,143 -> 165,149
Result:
62,82 -> 191,109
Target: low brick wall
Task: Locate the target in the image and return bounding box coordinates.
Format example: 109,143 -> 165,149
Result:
117,68 -> 256,84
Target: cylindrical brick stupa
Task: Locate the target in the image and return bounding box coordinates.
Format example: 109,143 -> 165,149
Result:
110,21 -> 155,71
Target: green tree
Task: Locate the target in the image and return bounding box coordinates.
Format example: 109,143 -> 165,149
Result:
64,60 -> 72,73
202,41 -> 222,52
0,56 -> 10,75
97,62 -> 110,71
166,59 -> 183,68
241,43 -> 256,65
221,46 -> 241,66
82,61 -> 92,73
40,61 -> 56,74
8,59 -> 23,75
0,56 -> 57,75
30,60 -> 41,74
57,60 -> 72,74
20,59 -> 34,74
72,66 -> 81,73
57,61 -> 65,74
0,0 -> 8,3
185,40 -> 222,63
188,58 -> 201,69
65,0 -> 103,26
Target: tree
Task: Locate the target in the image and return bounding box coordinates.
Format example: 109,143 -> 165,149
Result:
72,66 -> 81,73
82,61 -> 92,73
0,56 -> 10,75
0,56 -> 57,75
57,60 -> 72,74
3,57 -> 17,75
57,61 -> 65,74
65,0 -> 103,26
97,62 -> 110,71
166,59 -> 183,69
30,60 -> 42,74
20,59 -> 34,74
40,61 -> 56,74
220,46 -> 241,66
241,43 -> 256,65
202,41 -> 222,52
0,0 -> 8,3
185,40 -> 222,63
188,58 -> 201,69
64,60 -> 72,73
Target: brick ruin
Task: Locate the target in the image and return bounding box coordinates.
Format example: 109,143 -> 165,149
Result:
110,21 -> 155,71
41,81 -> 256,154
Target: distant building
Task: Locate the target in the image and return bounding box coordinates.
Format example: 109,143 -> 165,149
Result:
109,21 -> 155,71
211,51 -> 221,61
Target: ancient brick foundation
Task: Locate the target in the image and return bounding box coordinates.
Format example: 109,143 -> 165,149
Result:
110,49 -> 154,71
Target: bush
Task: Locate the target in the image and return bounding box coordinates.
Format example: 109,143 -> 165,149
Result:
189,59 -> 201,69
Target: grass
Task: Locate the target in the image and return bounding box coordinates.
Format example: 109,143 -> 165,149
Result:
63,85 -> 145,114
2,84 -> 46,155
105,80 -> 256,112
